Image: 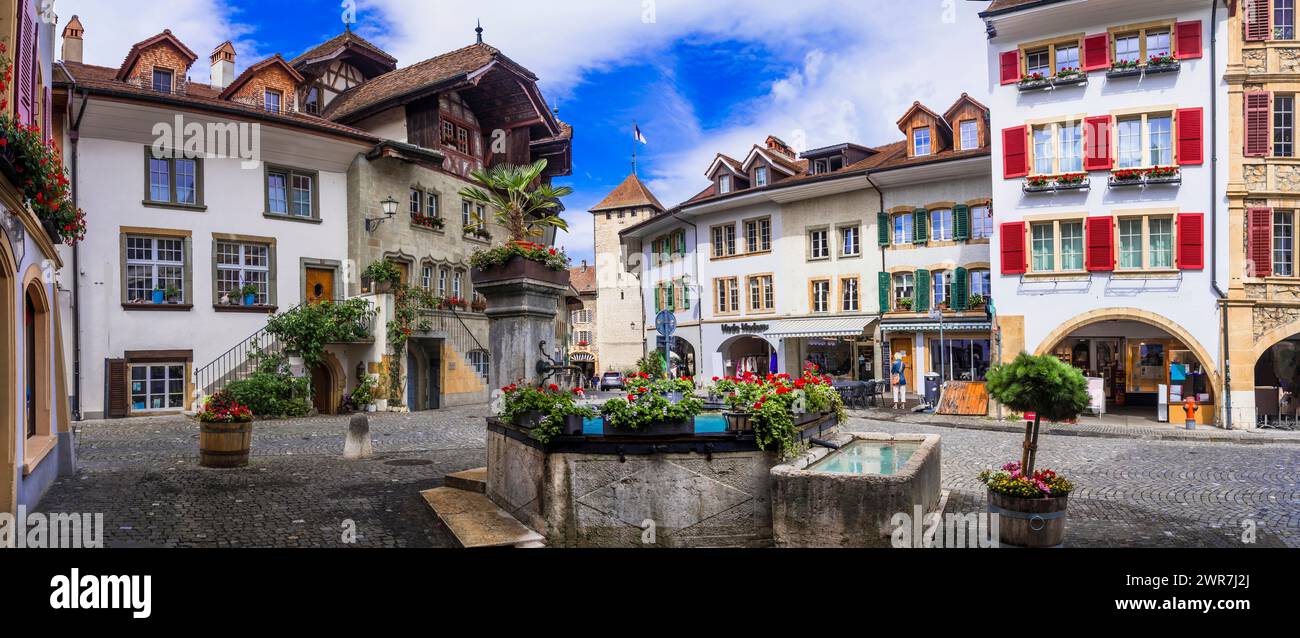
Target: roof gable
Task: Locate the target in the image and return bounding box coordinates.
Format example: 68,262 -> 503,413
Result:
291,30 -> 397,77
116,30 -> 198,81
896,101 -> 952,136
741,146 -> 799,176
591,173 -> 665,213
943,92 -> 989,124
706,154 -> 745,180
218,54 -> 305,100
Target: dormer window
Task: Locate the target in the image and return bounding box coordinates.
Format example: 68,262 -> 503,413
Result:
264,89 -> 283,113
959,120 -> 978,150
719,174 -> 732,194
913,127 -> 932,156
754,166 -> 769,187
152,68 -> 174,93
813,159 -> 829,175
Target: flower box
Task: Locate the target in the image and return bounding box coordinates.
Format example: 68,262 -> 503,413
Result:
512,410 -> 544,429
563,414 -> 586,436
724,411 -> 753,432
471,254 -> 572,288
603,419 -> 694,437
1016,76 -> 1052,92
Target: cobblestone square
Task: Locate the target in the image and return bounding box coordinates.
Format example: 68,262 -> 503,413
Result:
31,405 -> 1300,548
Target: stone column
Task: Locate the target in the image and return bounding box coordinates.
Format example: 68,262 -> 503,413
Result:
473,261 -> 570,391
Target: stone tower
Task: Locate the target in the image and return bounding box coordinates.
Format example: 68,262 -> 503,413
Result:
590,173 -> 666,373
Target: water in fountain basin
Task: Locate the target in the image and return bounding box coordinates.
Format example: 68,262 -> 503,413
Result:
809,440 -> 921,476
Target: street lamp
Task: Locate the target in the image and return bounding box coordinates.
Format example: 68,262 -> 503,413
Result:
365,195 -> 400,232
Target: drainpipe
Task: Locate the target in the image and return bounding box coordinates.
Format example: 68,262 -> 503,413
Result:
64,67 -> 90,421
1208,0 -> 1232,430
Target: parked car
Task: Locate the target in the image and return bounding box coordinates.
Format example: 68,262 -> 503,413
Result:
600,372 -> 625,392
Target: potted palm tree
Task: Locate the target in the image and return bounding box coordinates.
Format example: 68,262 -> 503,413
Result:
462,159 -> 574,287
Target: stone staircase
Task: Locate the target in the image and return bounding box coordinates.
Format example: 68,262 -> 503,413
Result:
422,467 -> 546,548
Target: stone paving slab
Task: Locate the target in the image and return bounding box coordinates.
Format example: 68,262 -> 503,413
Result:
421,487 -> 544,548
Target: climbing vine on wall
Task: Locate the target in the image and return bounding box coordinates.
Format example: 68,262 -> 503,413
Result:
384,285 -> 440,403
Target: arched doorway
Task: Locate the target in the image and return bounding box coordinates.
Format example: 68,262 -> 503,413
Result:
0,239 -> 15,514
1036,309 -> 1219,425
669,337 -> 696,378
718,335 -> 775,377
1252,333 -> 1300,427
310,353 -> 345,415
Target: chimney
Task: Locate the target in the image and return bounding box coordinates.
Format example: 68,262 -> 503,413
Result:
765,135 -> 795,159
61,15 -> 84,63
581,260 -> 588,271
210,41 -> 236,90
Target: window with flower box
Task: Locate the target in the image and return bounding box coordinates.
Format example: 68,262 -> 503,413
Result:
1115,112 -> 1173,169
893,272 -> 914,308
215,241 -> 272,306
125,235 -> 188,304
1030,121 -> 1083,175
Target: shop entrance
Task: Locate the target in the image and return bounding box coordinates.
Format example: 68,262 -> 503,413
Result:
719,335 -> 774,377
889,337 -> 915,388
1041,318 -> 1215,425
1253,334 -> 1300,427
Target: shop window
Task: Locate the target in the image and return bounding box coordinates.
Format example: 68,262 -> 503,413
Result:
929,339 -> 992,382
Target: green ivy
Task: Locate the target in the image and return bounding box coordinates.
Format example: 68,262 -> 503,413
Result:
225,352 -> 311,419
265,299 -> 375,369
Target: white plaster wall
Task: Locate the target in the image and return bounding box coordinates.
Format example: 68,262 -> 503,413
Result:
354,106 -> 409,144
74,137 -> 352,417
986,1 -> 1223,369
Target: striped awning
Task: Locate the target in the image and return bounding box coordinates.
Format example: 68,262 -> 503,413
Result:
569,352 -> 595,362
882,321 -> 992,333
765,316 -> 877,339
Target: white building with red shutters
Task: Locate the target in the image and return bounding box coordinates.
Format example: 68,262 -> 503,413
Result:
982,0 -> 1229,427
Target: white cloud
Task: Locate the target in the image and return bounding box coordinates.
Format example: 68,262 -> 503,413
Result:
54,0 -> 265,81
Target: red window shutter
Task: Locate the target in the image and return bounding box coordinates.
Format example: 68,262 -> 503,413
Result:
1248,207 -> 1273,277
1245,0 -> 1272,42
999,50 -> 1021,85
1245,92 -> 1272,157
1175,107 -> 1204,166
1083,115 -> 1112,171
1082,33 -> 1110,71
1175,21 -> 1203,59
1000,222 -> 1027,275
1002,126 -> 1028,179
15,0 -> 36,125
1085,217 -> 1114,272
1176,213 -> 1205,270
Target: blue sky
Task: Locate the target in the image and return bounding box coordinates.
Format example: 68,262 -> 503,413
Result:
56,0 -> 991,263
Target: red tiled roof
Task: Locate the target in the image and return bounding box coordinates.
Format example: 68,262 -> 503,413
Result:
590,173 -> 665,212
57,61 -> 378,142
568,266 -> 597,294
290,30 -> 397,66
115,30 -> 198,81
217,54 -> 305,100
981,0 -> 1070,16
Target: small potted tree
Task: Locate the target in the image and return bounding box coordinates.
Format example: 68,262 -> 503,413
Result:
363,260 -> 402,294
462,159 -> 574,287
982,353 -> 1088,548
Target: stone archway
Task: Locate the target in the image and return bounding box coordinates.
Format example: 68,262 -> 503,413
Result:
1034,307 -> 1222,416
0,235 -> 15,514
717,334 -> 777,377
311,351 -> 347,415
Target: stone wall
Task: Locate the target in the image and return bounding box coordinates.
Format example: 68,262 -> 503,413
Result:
593,206 -> 654,372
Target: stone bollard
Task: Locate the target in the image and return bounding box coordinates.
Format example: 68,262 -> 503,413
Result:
344,414 -> 373,460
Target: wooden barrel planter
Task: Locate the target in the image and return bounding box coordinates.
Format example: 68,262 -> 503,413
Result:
199,421 -> 253,468
986,490 -> 1068,548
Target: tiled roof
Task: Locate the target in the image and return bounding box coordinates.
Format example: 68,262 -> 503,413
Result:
981,0 -> 1070,17
56,61 -> 379,142
590,173 -> 665,212
323,42 -> 536,122
568,266 -> 597,294
217,54 -> 305,100
291,30 -> 397,66
115,30 -> 198,81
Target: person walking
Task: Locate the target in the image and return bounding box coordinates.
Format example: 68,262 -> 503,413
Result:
891,353 -> 908,410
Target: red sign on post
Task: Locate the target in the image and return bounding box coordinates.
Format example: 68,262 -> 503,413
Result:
1024,412 -> 1037,422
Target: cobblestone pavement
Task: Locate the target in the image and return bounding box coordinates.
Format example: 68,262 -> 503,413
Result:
33,405 -> 1300,548
844,414 -> 1300,548
33,407 -> 496,548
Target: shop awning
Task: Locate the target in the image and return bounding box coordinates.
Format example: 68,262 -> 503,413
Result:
569,352 -> 595,362
882,321 -> 992,333
765,316 -> 877,339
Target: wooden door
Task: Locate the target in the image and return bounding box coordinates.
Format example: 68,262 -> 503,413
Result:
305,267 -> 334,305
311,364 -> 334,415
396,262 -> 410,286
890,338 -> 915,388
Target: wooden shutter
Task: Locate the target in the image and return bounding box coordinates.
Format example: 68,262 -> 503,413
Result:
1083,115 -> 1112,171
43,87 -> 52,142
1085,217 -> 1115,272
999,50 -> 1021,85
15,0 -> 36,125
913,208 -> 929,244
1245,0 -> 1271,42
1002,126 -> 1028,179
878,212 -> 891,246
878,272 -> 891,312
1248,207 -> 1273,277
914,270 -> 930,312
951,267 -> 969,311
1175,108 -> 1204,165
1175,21 -> 1203,59
1177,213 -> 1205,270
1245,92 -> 1272,157
1082,33 -> 1110,71
953,205 -> 970,241
106,359 -> 129,419
1000,222 -> 1027,275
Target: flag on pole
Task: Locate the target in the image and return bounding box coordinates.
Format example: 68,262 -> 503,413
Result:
634,124 -> 648,145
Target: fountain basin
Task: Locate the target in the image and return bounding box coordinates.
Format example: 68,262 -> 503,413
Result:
770,433 -> 941,548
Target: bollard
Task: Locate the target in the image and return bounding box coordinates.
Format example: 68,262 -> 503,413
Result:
344,414 -> 373,460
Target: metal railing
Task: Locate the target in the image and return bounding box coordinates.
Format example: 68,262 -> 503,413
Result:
194,298 -> 376,399
419,304 -> 489,363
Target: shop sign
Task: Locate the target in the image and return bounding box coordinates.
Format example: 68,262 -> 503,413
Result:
721,323 -> 770,335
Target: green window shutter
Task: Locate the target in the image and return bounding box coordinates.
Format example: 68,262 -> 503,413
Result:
914,269 -> 930,312
655,285 -> 663,312
914,208 -> 929,244
951,267 -> 969,311
681,279 -> 691,309
877,212 -> 891,246
954,205 -> 970,241
878,272 -> 891,311
666,283 -> 674,310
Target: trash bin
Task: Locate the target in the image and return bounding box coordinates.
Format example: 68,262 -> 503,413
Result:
924,373 -> 941,407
